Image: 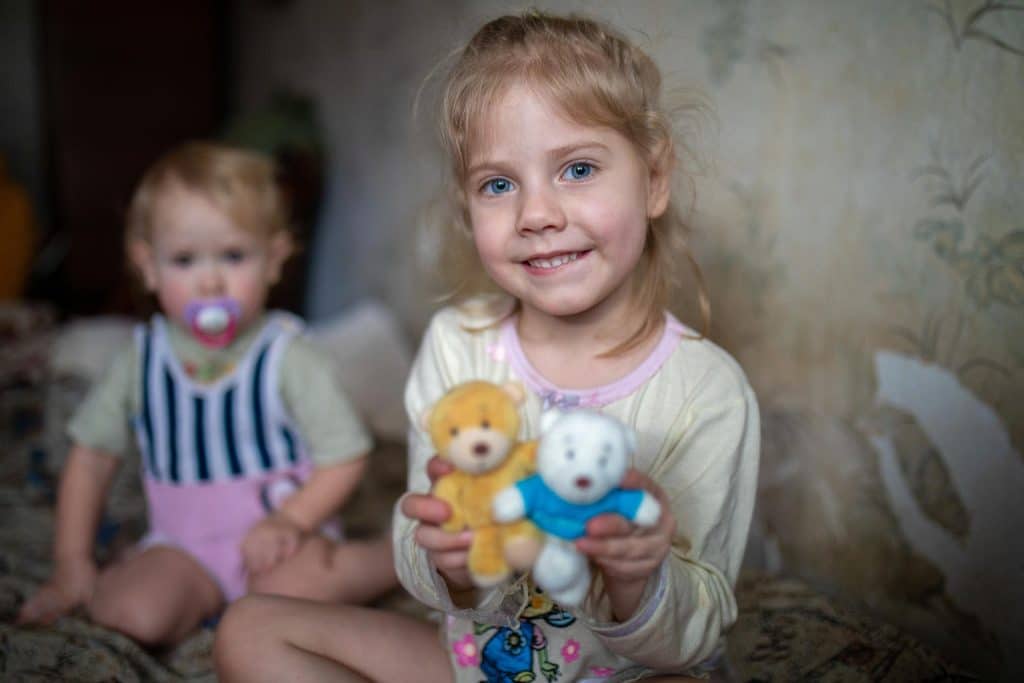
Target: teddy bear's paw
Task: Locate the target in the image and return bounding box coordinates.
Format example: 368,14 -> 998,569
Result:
548,578 -> 590,607
633,493 -> 662,527
492,487 -> 526,522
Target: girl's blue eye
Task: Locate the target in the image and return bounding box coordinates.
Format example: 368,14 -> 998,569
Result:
484,177 -> 513,195
563,162 -> 593,181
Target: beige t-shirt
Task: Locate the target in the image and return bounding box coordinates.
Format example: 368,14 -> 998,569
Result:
69,313 -> 372,467
393,302 -> 760,681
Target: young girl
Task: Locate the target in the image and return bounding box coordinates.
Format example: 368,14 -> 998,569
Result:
214,11 -> 758,682
17,142 -> 396,646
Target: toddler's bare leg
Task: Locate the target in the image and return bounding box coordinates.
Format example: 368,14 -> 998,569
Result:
88,546 -> 223,646
248,534 -> 397,603
214,594 -> 451,683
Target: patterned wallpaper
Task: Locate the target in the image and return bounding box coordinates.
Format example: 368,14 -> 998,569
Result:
673,1 -> 1022,679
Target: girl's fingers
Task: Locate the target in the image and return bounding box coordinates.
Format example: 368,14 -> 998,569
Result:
431,549 -> 470,573
578,535 -> 653,561
400,493 -> 452,525
414,525 -> 473,552
585,512 -> 634,538
618,468 -> 655,490
426,455 -> 454,483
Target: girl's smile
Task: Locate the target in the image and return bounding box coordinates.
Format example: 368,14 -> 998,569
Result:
521,249 -> 591,274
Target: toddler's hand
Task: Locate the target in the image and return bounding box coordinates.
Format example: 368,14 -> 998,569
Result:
242,512 -> 304,576
401,456 -> 475,594
16,555 -> 97,625
576,469 -> 675,619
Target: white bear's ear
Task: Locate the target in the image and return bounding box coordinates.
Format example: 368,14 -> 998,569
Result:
502,381 -> 526,405
539,409 -> 563,434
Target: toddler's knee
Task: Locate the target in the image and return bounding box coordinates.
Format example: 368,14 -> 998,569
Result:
87,594 -> 171,646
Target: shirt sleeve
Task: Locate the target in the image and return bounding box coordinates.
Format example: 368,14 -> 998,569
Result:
278,336 -> 373,467
587,351 -> 761,671
66,341 -> 137,457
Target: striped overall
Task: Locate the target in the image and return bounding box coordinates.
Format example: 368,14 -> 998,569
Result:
133,313 -> 317,601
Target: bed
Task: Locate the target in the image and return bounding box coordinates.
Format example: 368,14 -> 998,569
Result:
0,303 -> 973,681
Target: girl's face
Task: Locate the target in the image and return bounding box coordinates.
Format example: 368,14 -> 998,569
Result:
130,182 -> 289,343
464,85 -> 670,324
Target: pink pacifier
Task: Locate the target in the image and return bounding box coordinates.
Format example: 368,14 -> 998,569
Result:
184,298 -> 241,348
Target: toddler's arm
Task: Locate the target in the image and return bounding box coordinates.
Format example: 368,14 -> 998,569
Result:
17,444 -> 119,624
245,335 -> 375,574
242,454 -> 368,575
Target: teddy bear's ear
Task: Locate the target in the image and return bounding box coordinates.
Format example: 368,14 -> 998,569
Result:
539,408 -> 563,434
420,408 -> 434,431
501,381 -> 526,405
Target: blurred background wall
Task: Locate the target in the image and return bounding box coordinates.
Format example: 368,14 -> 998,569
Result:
2,0 -> 1022,679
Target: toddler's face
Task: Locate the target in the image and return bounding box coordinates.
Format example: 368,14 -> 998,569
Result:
131,183 -> 289,344
463,85 -> 670,324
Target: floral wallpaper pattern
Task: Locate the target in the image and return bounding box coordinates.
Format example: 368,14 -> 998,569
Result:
679,1 -> 1022,680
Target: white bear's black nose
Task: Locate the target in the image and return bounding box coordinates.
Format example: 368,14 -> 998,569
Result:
473,442 -> 490,456
575,476 -> 591,489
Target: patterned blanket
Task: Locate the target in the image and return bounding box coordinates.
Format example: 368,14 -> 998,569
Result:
0,305 -> 974,681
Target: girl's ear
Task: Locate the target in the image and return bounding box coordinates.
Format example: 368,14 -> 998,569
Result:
266,231 -> 294,285
646,141 -> 674,220
128,239 -> 158,292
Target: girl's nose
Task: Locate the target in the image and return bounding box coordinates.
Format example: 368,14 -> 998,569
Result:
516,184 -> 567,235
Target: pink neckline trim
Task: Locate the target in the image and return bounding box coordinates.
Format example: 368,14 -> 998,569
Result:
499,313 -> 692,409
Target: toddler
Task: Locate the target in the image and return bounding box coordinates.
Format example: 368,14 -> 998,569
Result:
214,11 -> 759,682
17,142 -> 395,646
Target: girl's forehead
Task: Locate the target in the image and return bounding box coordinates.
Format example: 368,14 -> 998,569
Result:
464,85 -> 603,162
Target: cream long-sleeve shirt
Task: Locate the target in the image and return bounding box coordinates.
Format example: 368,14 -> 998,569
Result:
392,303 -> 760,681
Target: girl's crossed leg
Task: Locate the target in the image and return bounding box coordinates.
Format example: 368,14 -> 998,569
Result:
214,595 -> 451,682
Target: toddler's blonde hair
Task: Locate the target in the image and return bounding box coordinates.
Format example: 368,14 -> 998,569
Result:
126,141 -> 291,246
431,10 -> 710,352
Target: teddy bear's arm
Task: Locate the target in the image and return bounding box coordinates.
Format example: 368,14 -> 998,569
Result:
432,474 -> 467,532
492,485 -> 526,522
631,491 -> 662,527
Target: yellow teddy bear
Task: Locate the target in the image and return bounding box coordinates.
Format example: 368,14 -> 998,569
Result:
425,381 -> 542,587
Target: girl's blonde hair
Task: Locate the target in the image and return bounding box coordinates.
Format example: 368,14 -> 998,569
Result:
126,141 -> 291,245
432,10 -> 710,352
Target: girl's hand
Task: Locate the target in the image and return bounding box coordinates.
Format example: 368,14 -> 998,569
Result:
16,555 -> 97,625
400,456 -> 476,595
575,469 -> 676,621
242,512 -> 304,576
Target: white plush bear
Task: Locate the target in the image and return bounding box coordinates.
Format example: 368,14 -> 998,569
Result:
493,409 -> 661,606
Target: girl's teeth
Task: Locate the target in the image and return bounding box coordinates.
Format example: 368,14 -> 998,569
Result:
529,252 -> 579,269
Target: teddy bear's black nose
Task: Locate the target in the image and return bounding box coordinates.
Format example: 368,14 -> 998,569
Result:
473,442 -> 490,456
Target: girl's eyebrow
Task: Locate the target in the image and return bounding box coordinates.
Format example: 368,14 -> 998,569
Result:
547,140 -> 610,159
466,140 -> 611,178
